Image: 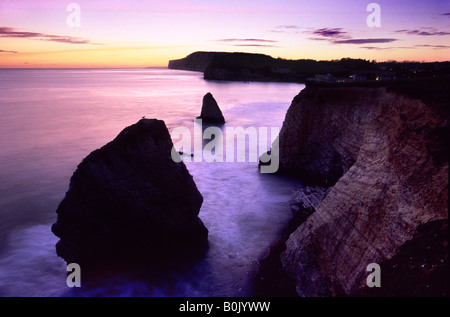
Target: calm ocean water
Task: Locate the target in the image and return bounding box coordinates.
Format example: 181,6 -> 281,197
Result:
0,68 -> 304,296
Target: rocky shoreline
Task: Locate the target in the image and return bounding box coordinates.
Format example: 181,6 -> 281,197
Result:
255,79 -> 449,297
254,186 -> 330,296
50,76 -> 448,296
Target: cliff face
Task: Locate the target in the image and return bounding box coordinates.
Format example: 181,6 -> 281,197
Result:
276,83 -> 448,296
168,52 -> 215,72
169,52 -> 450,83
168,51 -> 305,82
277,87 -> 376,185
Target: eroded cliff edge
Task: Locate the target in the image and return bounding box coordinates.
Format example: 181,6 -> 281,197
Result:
262,80 -> 448,296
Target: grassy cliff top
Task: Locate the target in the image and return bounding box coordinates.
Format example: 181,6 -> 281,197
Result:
306,78 -> 450,112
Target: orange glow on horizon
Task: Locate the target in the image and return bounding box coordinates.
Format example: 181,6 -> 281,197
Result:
0,41 -> 199,68
1,43 -> 449,69
1,0 -> 449,68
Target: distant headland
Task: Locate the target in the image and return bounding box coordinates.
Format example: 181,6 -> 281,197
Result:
168,51 -> 450,83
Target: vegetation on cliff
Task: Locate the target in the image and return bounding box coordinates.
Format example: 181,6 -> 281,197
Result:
169,51 -> 450,83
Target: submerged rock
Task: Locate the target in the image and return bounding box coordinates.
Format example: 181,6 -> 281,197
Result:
51,119 -> 208,266
197,92 -> 225,124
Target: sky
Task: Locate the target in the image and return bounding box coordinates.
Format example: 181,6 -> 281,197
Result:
0,0 -> 449,68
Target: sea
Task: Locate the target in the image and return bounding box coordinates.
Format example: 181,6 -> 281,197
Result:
0,68 -> 305,297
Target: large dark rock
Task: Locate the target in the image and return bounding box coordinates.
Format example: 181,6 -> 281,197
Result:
197,93 -> 225,124
51,119 -> 208,266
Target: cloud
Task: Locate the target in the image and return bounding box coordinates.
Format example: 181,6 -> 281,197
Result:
276,25 -> 303,29
0,49 -> 18,53
360,46 -> 415,50
274,26 -> 351,38
360,46 -> 393,50
230,44 -> 278,47
307,27 -> 398,46
415,44 -> 450,50
333,38 -> 398,44
215,38 -> 278,43
269,25 -> 304,34
213,38 -> 279,47
312,28 -> 350,39
395,28 -> 450,36
0,27 -> 101,45
360,44 -> 450,50
300,27 -> 401,49
442,13 -> 450,16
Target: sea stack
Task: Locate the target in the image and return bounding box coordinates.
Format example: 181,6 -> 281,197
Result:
197,92 -> 225,124
51,118 -> 208,266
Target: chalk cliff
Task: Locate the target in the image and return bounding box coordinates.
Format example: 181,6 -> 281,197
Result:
268,80 -> 448,296
168,51 -> 304,82
168,52 -> 215,72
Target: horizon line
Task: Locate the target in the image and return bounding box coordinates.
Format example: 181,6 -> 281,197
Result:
1,59 -> 450,70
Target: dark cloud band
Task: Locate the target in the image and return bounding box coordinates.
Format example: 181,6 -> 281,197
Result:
215,38 -> 278,43
395,28 -> 450,36
0,49 -> 18,53
333,38 -> 398,44
313,28 -> 349,39
0,27 -> 100,45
